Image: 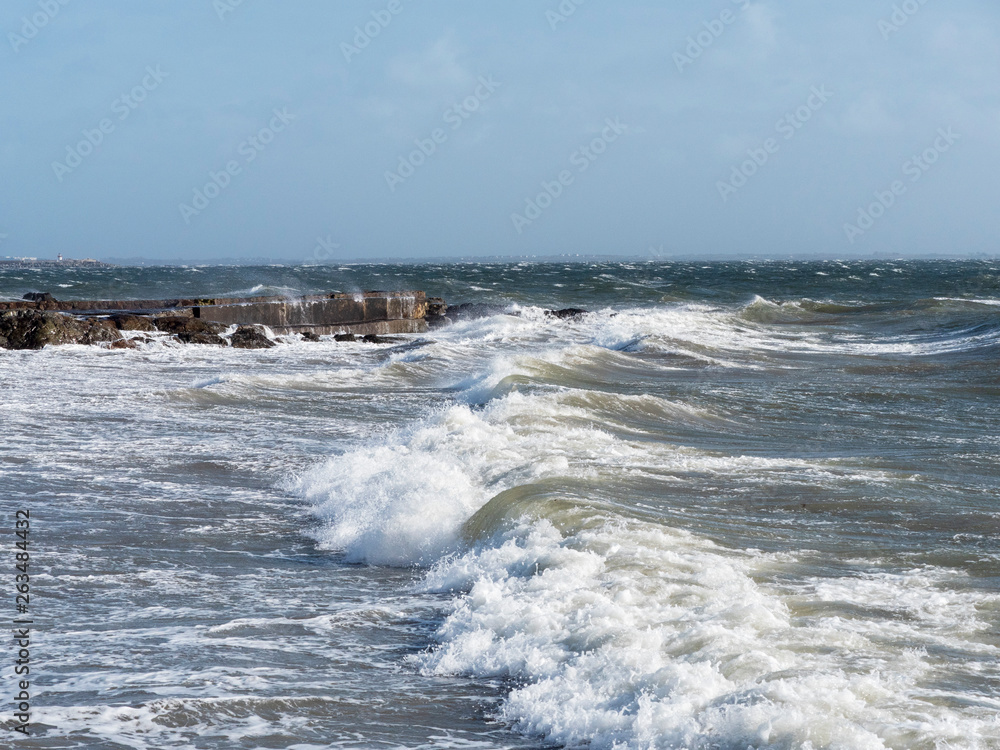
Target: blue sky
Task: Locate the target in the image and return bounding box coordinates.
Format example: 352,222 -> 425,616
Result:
1,0 -> 998,262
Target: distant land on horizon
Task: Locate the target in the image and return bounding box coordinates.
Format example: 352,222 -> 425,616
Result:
93,251 -> 1000,266
2,253 -> 999,269
0,257 -> 116,269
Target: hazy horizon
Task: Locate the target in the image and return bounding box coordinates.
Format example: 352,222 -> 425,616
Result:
3,1 -> 998,263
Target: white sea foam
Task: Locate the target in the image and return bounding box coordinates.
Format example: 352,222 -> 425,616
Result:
292,386 -> 853,566
480,299 -> 1000,362
416,518 -> 1000,750
292,367 -> 1000,748
934,297 -> 1000,307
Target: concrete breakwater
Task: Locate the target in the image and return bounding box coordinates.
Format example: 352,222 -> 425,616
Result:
0,291 -> 447,350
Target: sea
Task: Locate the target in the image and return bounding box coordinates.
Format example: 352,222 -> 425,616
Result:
1,259 -> 998,750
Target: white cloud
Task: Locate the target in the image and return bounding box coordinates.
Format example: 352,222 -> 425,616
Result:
840,90 -> 900,136
386,33 -> 474,91
742,2 -> 780,54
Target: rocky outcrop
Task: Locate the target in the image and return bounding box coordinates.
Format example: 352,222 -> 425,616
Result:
177,332 -> 226,345
425,297 -> 449,329
111,314 -> 157,332
0,310 -> 130,349
426,297 -> 447,317
330,332 -> 397,344
0,310 -> 88,350
81,319 -> 124,345
230,325 -> 276,349
152,316 -> 225,335
22,292 -> 56,303
152,316 -> 226,345
546,308 -> 589,319
444,303 -> 508,322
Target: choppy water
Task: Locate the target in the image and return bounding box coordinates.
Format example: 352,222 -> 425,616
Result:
1,260 -> 998,749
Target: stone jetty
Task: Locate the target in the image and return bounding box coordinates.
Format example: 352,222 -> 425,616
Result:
0,291 -> 447,350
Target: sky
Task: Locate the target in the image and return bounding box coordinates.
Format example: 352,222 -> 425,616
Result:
1,0 -> 998,263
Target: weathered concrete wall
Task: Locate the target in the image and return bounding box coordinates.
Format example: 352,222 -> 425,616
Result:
193,291 -> 427,334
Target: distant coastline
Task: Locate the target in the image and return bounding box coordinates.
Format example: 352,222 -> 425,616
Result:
0,257 -> 116,269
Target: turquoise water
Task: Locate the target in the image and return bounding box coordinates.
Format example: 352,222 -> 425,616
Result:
1,260 -> 998,749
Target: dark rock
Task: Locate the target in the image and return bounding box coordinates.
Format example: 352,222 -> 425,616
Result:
230,325 -> 276,349
110,314 -> 157,332
176,331 -> 226,346
444,303 -> 507,321
546,308 -> 589,320
81,319 -> 124,345
109,338 -> 138,350
362,334 -> 394,344
22,292 -> 56,303
334,333 -> 356,342
153,316 -> 225,335
426,297 -> 448,317
0,310 -> 87,349
300,331 -> 321,342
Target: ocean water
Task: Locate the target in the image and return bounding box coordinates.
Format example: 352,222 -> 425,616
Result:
1,260 -> 998,750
